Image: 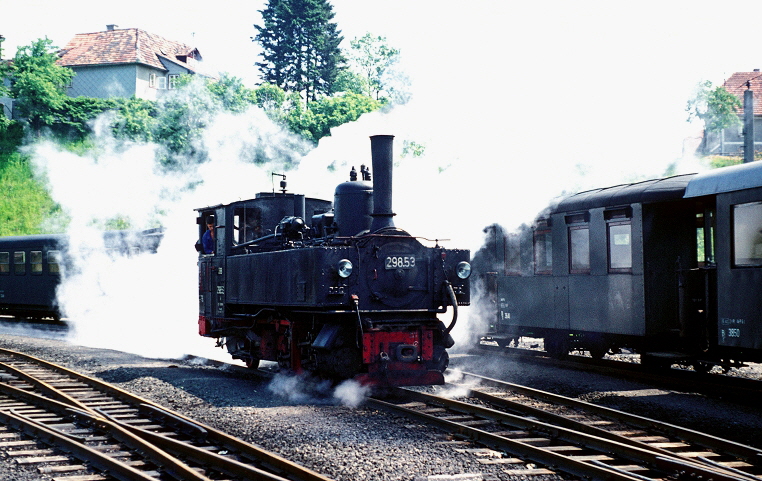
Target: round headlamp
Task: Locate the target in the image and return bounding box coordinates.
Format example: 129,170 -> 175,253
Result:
456,261 -> 472,279
337,259 -> 353,278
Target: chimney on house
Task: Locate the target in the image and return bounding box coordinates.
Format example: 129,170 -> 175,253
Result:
106,24 -> 118,31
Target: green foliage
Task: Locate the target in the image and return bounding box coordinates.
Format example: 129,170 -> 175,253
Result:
401,140 -> 426,158
346,33 -> 399,100
0,115 -> 23,155
287,92 -> 381,143
254,0 -> 346,101
0,153 -> 59,236
109,97 -> 157,142
686,80 -> 742,133
254,82 -> 287,111
4,38 -> 75,133
205,73 -> 257,113
332,69 -> 369,95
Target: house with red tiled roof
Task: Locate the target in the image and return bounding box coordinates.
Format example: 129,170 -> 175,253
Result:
56,25 -> 208,100
702,70 -> 762,156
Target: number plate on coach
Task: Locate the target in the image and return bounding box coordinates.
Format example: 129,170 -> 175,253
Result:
385,256 -> 416,269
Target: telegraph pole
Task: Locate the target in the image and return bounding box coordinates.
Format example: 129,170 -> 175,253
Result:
744,81 -> 755,163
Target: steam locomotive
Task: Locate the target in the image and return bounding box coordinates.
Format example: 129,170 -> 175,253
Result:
195,135 -> 471,386
475,160 -> 762,371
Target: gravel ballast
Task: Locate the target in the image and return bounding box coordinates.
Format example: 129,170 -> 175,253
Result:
1,332 -> 761,481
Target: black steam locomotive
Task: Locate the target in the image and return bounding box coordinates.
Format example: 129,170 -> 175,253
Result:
195,135 -> 471,386
475,161 -> 762,371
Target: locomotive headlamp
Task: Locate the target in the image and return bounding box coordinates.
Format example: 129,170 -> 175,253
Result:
456,261 -> 472,279
337,259 -> 353,278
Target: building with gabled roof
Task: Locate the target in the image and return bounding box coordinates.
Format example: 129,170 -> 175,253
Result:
56,25 -> 209,100
702,70 -> 762,156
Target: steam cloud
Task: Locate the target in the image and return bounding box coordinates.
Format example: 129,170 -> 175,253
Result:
24,41 -> 705,369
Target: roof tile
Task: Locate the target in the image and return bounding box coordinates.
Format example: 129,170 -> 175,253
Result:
722,71 -> 762,116
57,27 -> 201,73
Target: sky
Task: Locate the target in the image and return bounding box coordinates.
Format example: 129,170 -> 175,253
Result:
4,0 -> 762,362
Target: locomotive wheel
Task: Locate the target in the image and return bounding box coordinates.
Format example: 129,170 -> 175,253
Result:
245,357 -> 261,369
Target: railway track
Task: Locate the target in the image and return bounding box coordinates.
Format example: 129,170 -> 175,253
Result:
474,343 -> 762,403
0,347 -> 334,481
369,373 -> 762,481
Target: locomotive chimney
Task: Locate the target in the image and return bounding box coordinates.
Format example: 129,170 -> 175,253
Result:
369,135 -> 396,232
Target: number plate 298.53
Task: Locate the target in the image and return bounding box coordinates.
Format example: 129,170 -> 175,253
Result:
385,256 -> 416,269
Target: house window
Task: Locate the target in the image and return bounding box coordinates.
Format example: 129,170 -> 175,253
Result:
157,77 -> 167,89
14,251 -> 25,275
149,73 -> 157,88
566,213 -> 590,274
732,201 -> 762,267
168,74 -> 180,90
533,219 -> 552,275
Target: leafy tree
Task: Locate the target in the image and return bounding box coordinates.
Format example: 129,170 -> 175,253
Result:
288,92 -> 381,143
2,38 -> 74,134
346,33 -> 399,100
253,0 -> 346,101
205,73 -> 257,113
686,80 -> 742,138
109,97 -> 158,142
332,69 -> 369,96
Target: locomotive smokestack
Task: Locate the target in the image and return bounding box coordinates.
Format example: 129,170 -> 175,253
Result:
369,135 -> 396,232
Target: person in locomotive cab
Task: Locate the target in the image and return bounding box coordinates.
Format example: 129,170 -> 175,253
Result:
202,216 -> 215,254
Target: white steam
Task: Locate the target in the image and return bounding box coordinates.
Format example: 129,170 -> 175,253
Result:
267,372 -> 371,407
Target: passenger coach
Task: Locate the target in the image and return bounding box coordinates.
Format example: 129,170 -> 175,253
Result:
478,161 -> 762,370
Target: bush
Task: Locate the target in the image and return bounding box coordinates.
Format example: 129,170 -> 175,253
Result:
0,154 -> 60,236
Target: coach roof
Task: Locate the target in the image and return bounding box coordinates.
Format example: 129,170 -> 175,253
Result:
684,161 -> 762,198
554,174 -> 696,213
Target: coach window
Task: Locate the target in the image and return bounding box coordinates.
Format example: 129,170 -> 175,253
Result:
31,251 -> 43,274
732,201 -> 762,267
567,213 -> 590,274
533,219 -> 552,275
505,233 -> 521,275
696,208 -> 715,267
48,251 -> 61,274
605,209 -> 632,272
0,252 -> 8,274
14,251 -> 25,275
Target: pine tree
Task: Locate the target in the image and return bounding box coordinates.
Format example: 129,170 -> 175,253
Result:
253,0 -> 345,102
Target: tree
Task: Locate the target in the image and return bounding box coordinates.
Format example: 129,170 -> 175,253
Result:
346,33 -> 399,100
287,92 -> 381,143
2,38 -> 74,133
686,80 -> 742,143
253,0 -> 346,101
